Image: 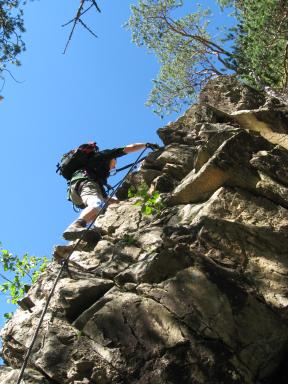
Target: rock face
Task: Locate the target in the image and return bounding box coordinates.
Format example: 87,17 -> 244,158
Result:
1,77 -> 288,384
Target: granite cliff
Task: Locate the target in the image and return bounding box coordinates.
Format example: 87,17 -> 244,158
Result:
1,77 -> 288,384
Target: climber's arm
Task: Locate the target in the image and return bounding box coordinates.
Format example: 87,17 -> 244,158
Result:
123,143 -> 147,154
123,143 -> 160,153
100,143 -> 160,160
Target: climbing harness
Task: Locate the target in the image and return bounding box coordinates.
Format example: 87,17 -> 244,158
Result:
16,147 -> 149,384
70,154 -> 147,212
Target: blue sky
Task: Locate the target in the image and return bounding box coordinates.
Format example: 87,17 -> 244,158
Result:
0,0 -> 233,327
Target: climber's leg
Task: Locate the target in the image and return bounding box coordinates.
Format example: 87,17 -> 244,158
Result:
63,181 -> 106,240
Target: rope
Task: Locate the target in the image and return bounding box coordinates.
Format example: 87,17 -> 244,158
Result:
16,147 -> 149,384
114,155 -> 147,174
107,154 -> 147,193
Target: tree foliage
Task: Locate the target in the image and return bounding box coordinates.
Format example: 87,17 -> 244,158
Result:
0,245 -> 48,320
1,0 -> 287,113
0,0 -> 26,74
127,0 -> 288,116
126,0 -> 234,116
218,0 -> 288,88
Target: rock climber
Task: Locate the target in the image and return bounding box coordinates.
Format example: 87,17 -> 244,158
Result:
62,142 -> 159,240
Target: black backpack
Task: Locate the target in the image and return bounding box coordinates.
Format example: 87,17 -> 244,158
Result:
56,142 -> 99,180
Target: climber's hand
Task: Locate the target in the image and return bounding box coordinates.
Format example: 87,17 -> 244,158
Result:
146,143 -> 160,150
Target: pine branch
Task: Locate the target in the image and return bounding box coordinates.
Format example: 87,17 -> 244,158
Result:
63,0 -> 85,54
91,0 -> 101,13
62,0 -> 100,54
78,18 -> 98,38
62,3 -> 94,27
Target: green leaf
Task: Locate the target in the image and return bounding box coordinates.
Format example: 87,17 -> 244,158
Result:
0,244 -> 48,320
4,312 -> 13,321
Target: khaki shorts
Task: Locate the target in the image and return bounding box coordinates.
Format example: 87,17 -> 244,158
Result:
69,180 -> 106,210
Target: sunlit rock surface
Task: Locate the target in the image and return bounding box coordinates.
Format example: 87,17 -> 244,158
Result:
1,77 -> 288,384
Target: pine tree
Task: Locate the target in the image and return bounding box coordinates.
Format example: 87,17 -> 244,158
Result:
218,0 -> 288,88
126,0 -> 235,116
0,1 -> 26,74
128,0 -> 288,116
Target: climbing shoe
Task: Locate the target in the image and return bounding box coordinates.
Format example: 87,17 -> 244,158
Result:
62,219 -> 87,240
63,219 -> 101,242
53,243 -> 76,262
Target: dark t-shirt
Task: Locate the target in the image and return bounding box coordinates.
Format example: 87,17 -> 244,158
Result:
70,147 -> 126,187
